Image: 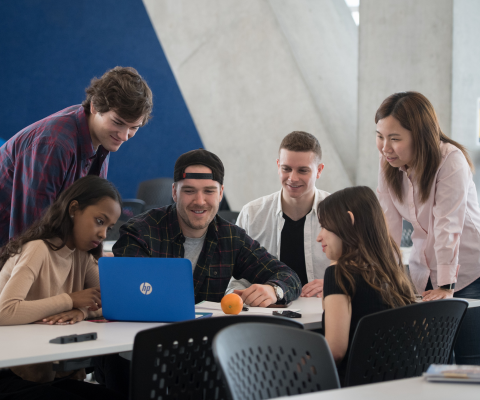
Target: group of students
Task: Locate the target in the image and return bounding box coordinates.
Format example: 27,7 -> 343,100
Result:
0,66 -> 479,399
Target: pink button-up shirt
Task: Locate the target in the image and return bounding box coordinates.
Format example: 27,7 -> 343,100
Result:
377,142 -> 480,293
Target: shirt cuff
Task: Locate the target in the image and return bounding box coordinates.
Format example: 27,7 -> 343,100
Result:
436,264 -> 460,287
78,307 -> 89,320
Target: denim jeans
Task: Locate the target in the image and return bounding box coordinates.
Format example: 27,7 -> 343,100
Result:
426,276 -> 480,365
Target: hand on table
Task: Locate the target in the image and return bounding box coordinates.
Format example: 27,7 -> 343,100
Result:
422,288 -> 454,301
102,251 -> 114,257
234,284 -> 276,307
301,279 -> 324,298
68,287 -> 101,311
40,309 -> 85,325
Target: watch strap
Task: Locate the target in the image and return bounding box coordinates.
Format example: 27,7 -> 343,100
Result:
438,283 -> 455,290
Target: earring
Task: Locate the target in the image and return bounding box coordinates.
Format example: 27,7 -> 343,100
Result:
70,215 -> 74,218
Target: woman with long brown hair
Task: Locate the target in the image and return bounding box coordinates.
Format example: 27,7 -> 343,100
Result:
376,91 -> 480,366
317,186 -> 416,384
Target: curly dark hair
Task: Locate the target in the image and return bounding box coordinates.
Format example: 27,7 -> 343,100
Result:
0,176 -> 122,268
82,66 -> 153,126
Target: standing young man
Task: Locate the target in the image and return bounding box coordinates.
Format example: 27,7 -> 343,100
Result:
113,149 -> 301,306
0,66 -> 153,247
227,131 -> 330,297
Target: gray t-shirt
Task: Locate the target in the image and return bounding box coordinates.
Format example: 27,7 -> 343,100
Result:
184,233 -> 207,273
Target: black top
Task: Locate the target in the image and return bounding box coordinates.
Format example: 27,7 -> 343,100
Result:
112,204 -> 301,304
322,265 -> 390,384
280,212 -> 308,286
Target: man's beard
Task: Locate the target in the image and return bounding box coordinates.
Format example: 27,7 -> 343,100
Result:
178,207 -> 216,231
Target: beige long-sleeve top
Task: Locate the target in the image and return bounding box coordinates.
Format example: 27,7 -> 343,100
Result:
0,238 -> 101,382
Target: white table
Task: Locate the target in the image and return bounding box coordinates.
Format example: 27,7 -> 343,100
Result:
280,376 -> 479,399
0,320 -> 165,369
1,297 -> 479,370
0,297 -> 322,369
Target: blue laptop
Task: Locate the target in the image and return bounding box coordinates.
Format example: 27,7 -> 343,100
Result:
98,257 -> 195,322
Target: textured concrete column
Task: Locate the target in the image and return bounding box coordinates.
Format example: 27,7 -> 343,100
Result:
357,0 -> 454,189
143,0 -> 356,210
269,0 -> 358,182
451,0 -> 480,189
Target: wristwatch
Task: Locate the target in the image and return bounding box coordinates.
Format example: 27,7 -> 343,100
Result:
438,283 -> 455,291
266,283 -> 284,301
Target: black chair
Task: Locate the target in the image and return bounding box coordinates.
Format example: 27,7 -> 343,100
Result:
218,211 -> 240,225
105,200 -> 146,242
130,315 -> 303,400
105,219 -> 127,241
213,323 -> 340,400
344,299 -> 469,387
136,177 -> 174,210
121,199 -> 146,220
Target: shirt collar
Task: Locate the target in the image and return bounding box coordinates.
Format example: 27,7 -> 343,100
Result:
46,237 -> 75,259
275,188 -> 319,216
75,106 -> 96,161
74,106 -> 109,161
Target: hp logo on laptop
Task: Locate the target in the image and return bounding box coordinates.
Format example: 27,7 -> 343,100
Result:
140,282 -> 152,295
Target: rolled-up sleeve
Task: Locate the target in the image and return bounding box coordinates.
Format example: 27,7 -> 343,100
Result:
234,233 -> 301,303
432,151 -> 468,286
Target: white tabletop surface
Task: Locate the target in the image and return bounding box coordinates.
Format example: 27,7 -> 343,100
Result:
279,376 -> 480,399
0,297 -> 322,369
1,296 -> 478,369
0,320 -> 166,368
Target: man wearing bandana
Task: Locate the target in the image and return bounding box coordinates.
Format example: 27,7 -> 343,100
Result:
113,149 -> 301,307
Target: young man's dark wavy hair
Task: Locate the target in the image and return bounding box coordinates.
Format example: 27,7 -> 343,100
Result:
0,176 -> 122,268
318,186 -> 416,308
82,66 -> 153,126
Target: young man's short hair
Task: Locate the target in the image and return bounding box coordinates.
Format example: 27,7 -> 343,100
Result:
279,131 -> 322,162
82,66 -> 153,126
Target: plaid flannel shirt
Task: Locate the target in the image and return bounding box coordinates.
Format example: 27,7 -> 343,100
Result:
113,204 -> 301,304
0,105 -> 109,247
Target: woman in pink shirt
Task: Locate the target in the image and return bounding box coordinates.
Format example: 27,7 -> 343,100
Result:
376,91 -> 480,366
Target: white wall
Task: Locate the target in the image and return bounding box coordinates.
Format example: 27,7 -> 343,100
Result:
451,0 -> 480,189
357,0 -> 454,189
143,0 -> 357,210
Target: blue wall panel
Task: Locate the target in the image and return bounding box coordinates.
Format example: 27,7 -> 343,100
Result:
0,0 -> 203,198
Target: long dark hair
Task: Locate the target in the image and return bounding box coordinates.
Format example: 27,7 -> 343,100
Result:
376,91 -> 473,203
0,176 -> 122,268
318,186 -> 415,308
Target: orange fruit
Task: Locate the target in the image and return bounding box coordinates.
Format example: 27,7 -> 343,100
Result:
221,293 -> 243,315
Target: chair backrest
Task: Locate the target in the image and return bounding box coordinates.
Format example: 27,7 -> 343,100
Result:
217,211 -> 240,225
136,177 -> 174,209
121,199 -> 146,220
105,219 -> 127,241
130,315 -> 303,400
213,323 -> 340,400
344,299 -> 468,387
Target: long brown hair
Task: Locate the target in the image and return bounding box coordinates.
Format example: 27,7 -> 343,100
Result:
0,176 -> 122,268
376,91 -> 473,203
318,186 -> 416,308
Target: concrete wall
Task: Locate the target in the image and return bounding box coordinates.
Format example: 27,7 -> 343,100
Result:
269,0 -> 358,182
451,0 -> 480,188
143,0 -> 357,210
357,0 -> 454,189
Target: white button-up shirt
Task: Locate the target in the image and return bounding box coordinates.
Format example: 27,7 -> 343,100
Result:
225,188 -> 331,294
378,142 -> 480,293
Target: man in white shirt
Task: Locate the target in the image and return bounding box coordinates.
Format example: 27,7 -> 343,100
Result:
227,131 -> 330,298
